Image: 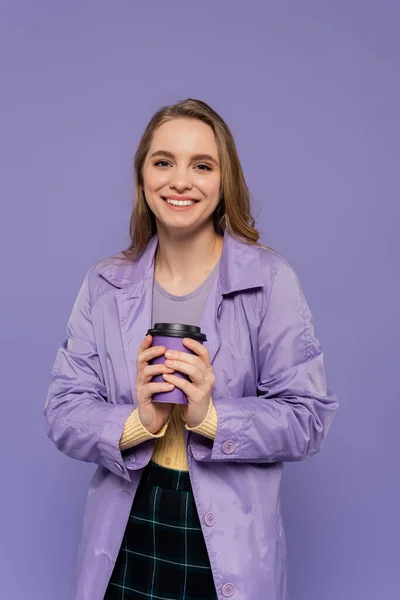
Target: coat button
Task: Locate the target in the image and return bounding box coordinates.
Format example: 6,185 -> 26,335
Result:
222,582 -> 235,597
204,512 -> 216,527
223,440 -> 235,455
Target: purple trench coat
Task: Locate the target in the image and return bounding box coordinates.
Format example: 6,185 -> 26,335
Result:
45,232 -> 338,600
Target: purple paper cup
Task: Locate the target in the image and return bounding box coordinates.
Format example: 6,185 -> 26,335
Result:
147,323 -> 207,404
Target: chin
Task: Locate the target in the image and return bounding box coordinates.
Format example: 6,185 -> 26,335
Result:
157,217 -> 209,236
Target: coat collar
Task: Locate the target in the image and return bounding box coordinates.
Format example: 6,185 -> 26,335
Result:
99,232 -> 264,295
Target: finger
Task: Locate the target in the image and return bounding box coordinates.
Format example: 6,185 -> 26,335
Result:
165,349 -> 208,371
179,339 -> 211,366
164,359 -> 206,385
138,345 -> 166,365
143,381 -> 175,399
143,364 -> 175,379
162,373 -> 193,394
138,335 -> 152,353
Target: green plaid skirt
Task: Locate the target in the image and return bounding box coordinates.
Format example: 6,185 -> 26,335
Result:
105,462 -> 217,599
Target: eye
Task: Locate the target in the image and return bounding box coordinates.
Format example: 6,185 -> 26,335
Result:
154,160 -> 171,168
195,164 -> 212,171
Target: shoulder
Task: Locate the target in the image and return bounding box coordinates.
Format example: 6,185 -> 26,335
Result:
249,243 -> 304,315
257,244 -> 300,285
222,234 -> 302,305
235,238 -> 301,290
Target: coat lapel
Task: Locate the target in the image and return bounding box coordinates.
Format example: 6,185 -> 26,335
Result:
201,232 -> 264,366
116,275 -> 154,407
200,276 -> 222,366
101,236 -> 159,407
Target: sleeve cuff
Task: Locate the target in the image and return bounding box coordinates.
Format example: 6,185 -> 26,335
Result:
119,408 -> 169,452
185,399 -> 218,440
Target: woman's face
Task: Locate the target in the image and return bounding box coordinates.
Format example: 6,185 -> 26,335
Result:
142,118 -> 221,236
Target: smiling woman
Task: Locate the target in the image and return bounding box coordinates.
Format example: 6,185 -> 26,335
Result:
141,119 -> 222,233
44,98 -> 338,600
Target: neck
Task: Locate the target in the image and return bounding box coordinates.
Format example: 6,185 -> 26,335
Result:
155,224 -> 223,282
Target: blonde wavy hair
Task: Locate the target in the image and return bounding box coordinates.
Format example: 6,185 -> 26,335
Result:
123,98 -> 260,259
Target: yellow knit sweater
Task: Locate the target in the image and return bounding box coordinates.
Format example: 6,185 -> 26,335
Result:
119,400 -> 218,471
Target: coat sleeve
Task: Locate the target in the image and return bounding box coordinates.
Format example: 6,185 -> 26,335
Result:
190,259 -> 338,463
44,270 -> 143,481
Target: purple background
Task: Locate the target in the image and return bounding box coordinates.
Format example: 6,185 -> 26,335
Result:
1,1 -> 399,599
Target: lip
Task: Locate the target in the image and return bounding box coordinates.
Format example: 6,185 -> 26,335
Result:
162,195 -> 199,202
162,195 -> 198,212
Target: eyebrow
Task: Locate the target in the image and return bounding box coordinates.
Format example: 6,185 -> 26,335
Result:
150,150 -> 219,166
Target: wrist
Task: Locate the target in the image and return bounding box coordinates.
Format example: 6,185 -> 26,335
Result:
147,422 -> 164,435
183,399 -> 211,429
137,406 -> 156,434
185,398 -> 218,440
138,405 -> 170,435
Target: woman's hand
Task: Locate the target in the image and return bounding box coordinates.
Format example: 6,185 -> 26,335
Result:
162,338 -> 215,428
136,335 -> 175,434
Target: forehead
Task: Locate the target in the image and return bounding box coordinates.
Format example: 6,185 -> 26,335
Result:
149,118 -> 218,156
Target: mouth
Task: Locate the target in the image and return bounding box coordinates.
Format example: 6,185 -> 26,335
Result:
162,196 -> 199,209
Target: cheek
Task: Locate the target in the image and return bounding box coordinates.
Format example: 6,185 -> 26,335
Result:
199,175 -> 221,201
143,166 -> 168,192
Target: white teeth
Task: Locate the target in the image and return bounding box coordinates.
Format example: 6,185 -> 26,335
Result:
165,198 -> 195,206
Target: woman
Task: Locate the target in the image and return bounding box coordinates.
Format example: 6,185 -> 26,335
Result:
45,98 -> 338,600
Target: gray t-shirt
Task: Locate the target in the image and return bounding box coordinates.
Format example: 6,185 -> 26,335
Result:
152,263 -> 219,328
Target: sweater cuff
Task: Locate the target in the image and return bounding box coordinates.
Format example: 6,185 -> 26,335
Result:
185,399 -> 218,440
119,408 -> 169,452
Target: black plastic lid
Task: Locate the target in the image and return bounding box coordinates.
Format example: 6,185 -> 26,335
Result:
146,322 -> 207,342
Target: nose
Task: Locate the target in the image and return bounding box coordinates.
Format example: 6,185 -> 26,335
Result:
169,166 -> 193,192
